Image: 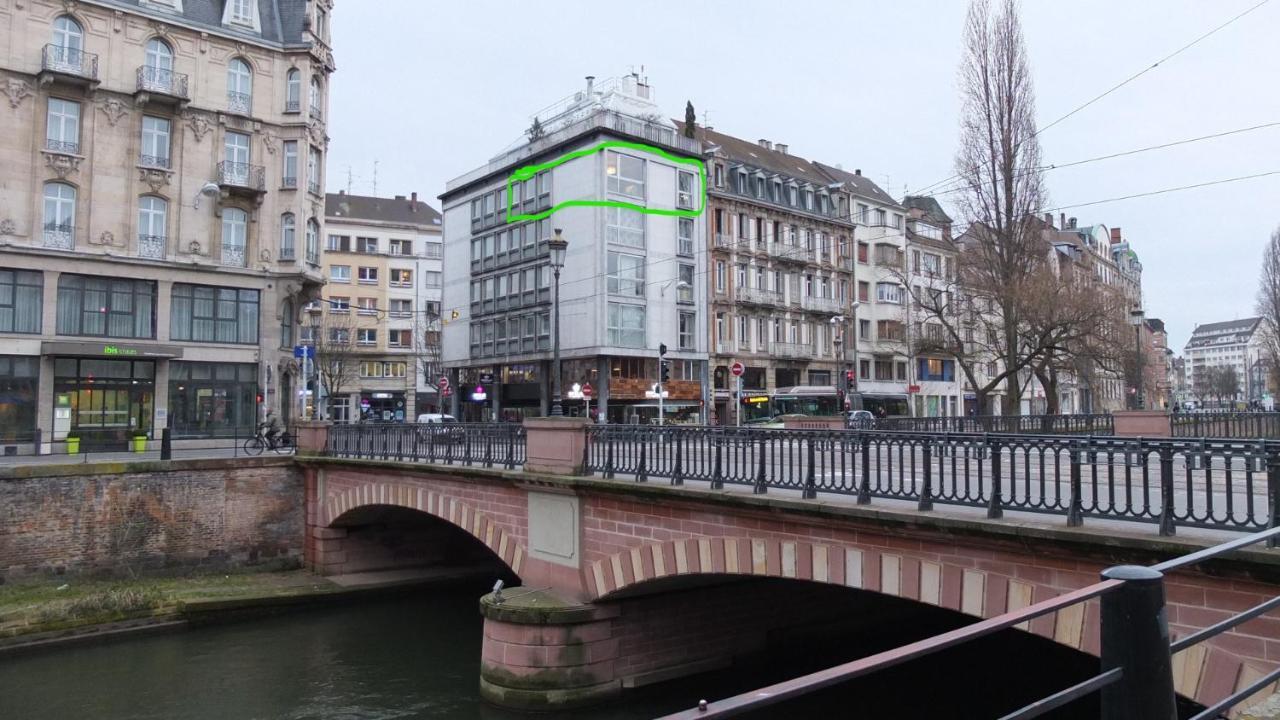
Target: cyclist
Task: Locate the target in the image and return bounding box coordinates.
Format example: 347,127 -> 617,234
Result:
259,410 -> 283,448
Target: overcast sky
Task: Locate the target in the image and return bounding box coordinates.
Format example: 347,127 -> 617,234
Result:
326,0 -> 1280,351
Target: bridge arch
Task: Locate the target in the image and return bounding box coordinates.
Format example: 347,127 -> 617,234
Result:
588,535 -> 1273,710
322,481 -> 527,577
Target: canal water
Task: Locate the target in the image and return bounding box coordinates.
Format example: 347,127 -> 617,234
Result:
0,583 -> 1137,719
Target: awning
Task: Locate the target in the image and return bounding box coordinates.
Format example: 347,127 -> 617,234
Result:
42,341 -> 184,359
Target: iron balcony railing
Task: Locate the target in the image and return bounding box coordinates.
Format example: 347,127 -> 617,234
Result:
874,414 -> 1114,435
1172,412 -> 1280,439
217,161 -> 266,191
282,175 -> 298,189
45,138 -> 79,154
42,223 -> 74,250
221,244 -> 246,267
325,422 -> 526,469
772,342 -> 813,359
801,295 -> 844,314
583,425 -> 1280,535
308,179 -> 321,195
42,44 -> 97,80
137,234 -> 166,259
734,287 -> 783,306
226,91 -> 252,115
138,153 -> 170,169
136,65 -> 189,99
285,99 -> 300,113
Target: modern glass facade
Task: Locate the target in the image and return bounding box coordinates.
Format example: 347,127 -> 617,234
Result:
0,356 -> 38,443
53,358 -> 155,449
168,361 -> 258,438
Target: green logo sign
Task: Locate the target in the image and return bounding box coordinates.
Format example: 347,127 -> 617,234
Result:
103,345 -> 138,356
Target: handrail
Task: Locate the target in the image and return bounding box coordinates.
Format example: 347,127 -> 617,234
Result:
1152,525 -> 1280,572
996,668 -> 1124,720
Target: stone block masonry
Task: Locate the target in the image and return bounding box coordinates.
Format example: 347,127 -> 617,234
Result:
0,458 -> 304,582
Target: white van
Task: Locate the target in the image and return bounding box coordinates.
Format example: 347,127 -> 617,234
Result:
416,413 -> 457,424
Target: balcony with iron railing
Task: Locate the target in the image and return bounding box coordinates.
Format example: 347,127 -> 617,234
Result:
138,153 -> 170,170
135,66 -> 189,105
42,223 -> 74,250
137,234 -> 166,259
802,295 -> 845,315
714,341 -> 736,356
773,342 -> 813,359
282,175 -> 298,189
41,45 -> 98,85
217,161 -> 266,194
226,91 -> 252,116
309,104 -> 322,121
45,138 -> 79,155
308,178 -> 321,195
734,287 -> 783,307
221,243 -> 247,267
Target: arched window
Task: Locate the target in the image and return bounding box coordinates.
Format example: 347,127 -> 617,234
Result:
279,212 -> 296,260
143,38 -> 174,90
305,218 -> 319,265
221,207 -> 248,266
138,196 -> 168,258
50,15 -> 84,70
226,57 -> 252,114
285,68 -> 300,112
280,299 -> 294,349
309,76 -> 322,118
42,182 -> 76,249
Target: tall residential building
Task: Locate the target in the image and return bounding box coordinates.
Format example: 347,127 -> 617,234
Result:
1184,317 -> 1269,406
317,192 -> 443,423
439,75 -> 708,423
1144,317 -> 1170,410
0,0 -> 333,451
903,195 -> 963,417
685,129 -> 855,424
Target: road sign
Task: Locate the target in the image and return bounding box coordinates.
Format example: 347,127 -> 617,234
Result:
439,376 -> 450,390
730,362 -> 745,377
582,382 -> 593,399
293,345 -> 314,359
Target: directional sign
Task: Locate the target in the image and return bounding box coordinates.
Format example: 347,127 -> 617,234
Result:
582,382 -> 593,399
293,345 -> 315,359
730,362 -> 745,377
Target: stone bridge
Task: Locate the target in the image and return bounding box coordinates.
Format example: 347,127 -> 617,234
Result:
294,422 -> 1280,714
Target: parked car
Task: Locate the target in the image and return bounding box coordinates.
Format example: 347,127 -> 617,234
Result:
415,413 -> 464,443
416,413 -> 458,424
846,410 -> 875,429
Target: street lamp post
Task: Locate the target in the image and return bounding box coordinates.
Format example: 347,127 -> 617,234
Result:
1130,305 -> 1146,410
548,229 -> 568,416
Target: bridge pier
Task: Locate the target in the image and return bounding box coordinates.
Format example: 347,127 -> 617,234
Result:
479,589 -> 621,711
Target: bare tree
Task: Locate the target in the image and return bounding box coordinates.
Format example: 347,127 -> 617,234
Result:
1214,366 -> 1242,407
1256,225 -> 1280,389
411,310 -> 444,411
952,0 -> 1048,415
307,313 -> 360,419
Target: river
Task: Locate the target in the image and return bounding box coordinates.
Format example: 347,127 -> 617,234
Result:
0,583 -> 1132,719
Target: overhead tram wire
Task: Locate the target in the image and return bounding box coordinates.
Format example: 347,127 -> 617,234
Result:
906,0 -> 1273,197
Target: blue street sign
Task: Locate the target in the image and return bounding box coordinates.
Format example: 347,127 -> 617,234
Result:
293,345 -> 314,359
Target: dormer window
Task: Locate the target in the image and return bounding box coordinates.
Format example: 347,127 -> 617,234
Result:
222,0 -> 261,32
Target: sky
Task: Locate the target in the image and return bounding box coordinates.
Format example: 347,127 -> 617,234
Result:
326,0 -> 1280,352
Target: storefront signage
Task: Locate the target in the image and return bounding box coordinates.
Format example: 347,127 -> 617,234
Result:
471,385 -> 488,402
567,383 -> 584,400
742,395 -> 770,405
372,392 -> 393,399
908,384 -> 921,393
103,345 -> 138,356
42,341 -> 184,359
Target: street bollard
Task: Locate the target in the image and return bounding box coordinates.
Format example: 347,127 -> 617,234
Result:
1099,565 -> 1177,720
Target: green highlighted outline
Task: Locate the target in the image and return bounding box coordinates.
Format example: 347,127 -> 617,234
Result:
505,140 -> 706,223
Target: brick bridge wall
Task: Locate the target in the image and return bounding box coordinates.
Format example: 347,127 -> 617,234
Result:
304,459 -> 1280,712
0,458 -> 304,581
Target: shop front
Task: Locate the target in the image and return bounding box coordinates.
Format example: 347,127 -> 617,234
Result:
0,356 -> 38,447
168,361 -> 258,438
360,391 -> 407,422
44,341 -> 182,451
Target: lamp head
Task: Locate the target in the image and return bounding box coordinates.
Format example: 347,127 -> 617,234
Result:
547,229 -> 568,268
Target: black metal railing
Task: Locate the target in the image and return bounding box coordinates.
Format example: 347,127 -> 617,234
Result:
1172,412 -> 1280,439
45,138 -> 79,154
285,100 -> 300,113
0,426 -> 297,464
584,426 -> 1280,534
282,175 -> 298,189
139,153 -> 170,169
661,525 -> 1280,720
217,161 -> 266,191
136,65 -> 189,98
325,423 -> 526,469
42,44 -> 98,80
872,413 -> 1114,435
226,91 -> 252,115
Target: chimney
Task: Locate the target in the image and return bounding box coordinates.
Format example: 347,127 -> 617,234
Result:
1059,213 -> 1067,229
395,195 -> 406,200
757,139 -> 771,149
585,75 -> 595,95
854,169 -> 861,176
776,143 -> 788,154
1110,227 -> 1122,244
338,189 -> 345,195
1068,217 -> 1077,229
411,192 -> 418,211
1043,213 -> 1053,227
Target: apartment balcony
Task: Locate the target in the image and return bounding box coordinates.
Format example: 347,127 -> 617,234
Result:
773,243 -> 812,265
773,342 -> 813,359
309,104 -> 323,121
39,45 -> 98,88
137,234 -> 167,260
308,179 -> 321,195
45,139 -> 79,155
282,175 -> 298,190
221,244 -> 247,267
714,233 -> 741,250
801,296 -> 845,315
836,256 -> 855,271
715,341 -> 736,356
217,161 -> 266,198
734,287 -> 783,307
226,91 -> 252,116
135,66 -> 189,107
138,153 -> 170,170
42,223 -> 74,251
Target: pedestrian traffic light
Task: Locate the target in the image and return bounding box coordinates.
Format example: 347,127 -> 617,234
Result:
256,392 -> 264,404
845,370 -> 855,386
659,343 -> 668,357
660,360 -> 671,384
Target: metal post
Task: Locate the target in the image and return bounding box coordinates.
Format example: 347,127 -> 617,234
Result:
754,435 -> 768,494
672,432 -> 683,486
857,434 -> 872,504
987,436 -> 1004,519
1269,448 -> 1280,548
736,375 -> 742,427
711,433 -> 724,490
918,441 -> 933,511
550,265 -> 563,416
1067,442 -> 1083,527
1158,445 -> 1176,536
1100,565 -> 1177,720
33,427 -> 42,457
161,427 -> 172,461
803,436 -> 817,500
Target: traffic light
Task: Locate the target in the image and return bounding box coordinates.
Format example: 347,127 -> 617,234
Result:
660,360 -> 671,384
659,343 -> 668,357
256,392 -> 264,404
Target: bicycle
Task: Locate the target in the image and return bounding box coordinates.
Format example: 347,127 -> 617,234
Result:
243,429 -> 293,455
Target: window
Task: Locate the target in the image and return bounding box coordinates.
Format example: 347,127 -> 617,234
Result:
876,282 -> 902,304
226,58 -> 252,113
0,269 -> 43,333
329,327 -> 350,345
282,141 -> 297,187
221,208 -> 247,266
358,267 -> 378,284
714,164 -> 724,188
314,5 -> 328,39
607,252 -> 645,297
51,15 -> 84,57
278,213 -> 295,260
357,328 -> 376,346
859,319 -> 870,339
43,182 -> 76,248
388,329 -> 410,347
390,268 -> 412,287
736,263 -> 747,290
715,260 -> 726,292
285,68 -> 301,112
606,207 -> 644,248
140,116 -> 171,168
389,299 -> 411,318
329,265 -> 350,283
389,239 -> 412,256
327,234 -> 350,252
678,311 -> 696,351
227,0 -> 255,25
357,297 -> 377,315
607,303 -> 645,347
892,213 -> 903,229
170,284 -> 258,344
677,170 -> 695,209
223,131 -> 251,186
877,320 -> 905,341
678,264 -> 695,304
873,209 -> 887,226
328,296 -> 350,313
918,358 -> 956,381
279,300 -> 293,349
57,275 -> 156,338
46,98 -> 80,154
357,237 -> 378,254
677,217 -> 694,256
168,362 -> 259,439
424,241 -> 442,258
305,219 -> 319,264
856,204 -> 870,224
921,253 -> 941,275
309,76 -> 322,119
857,281 -> 870,302
307,146 -> 321,194
606,151 -> 645,198
137,196 -> 167,257
424,271 -> 442,288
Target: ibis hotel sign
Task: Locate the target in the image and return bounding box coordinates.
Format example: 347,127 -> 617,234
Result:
42,341 -> 185,359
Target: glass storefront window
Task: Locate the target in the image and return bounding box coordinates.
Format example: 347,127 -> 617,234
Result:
0,356 -> 38,441
56,274 -> 156,338
53,358 -> 155,447
169,361 -> 258,438
170,284 -> 260,344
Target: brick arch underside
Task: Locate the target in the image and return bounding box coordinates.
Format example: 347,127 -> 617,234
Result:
589,535 -> 1277,712
322,482 -> 526,577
